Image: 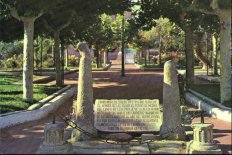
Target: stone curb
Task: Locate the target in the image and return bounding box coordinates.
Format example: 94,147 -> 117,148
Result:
135,64 -> 144,71
185,92 -> 231,122
135,64 -> 163,71
27,85 -> 72,110
0,87 -> 76,129
188,89 -> 231,111
195,75 -> 220,83
33,69 -> 78,84
102,63 -> 112,71
0,71 -> 21,76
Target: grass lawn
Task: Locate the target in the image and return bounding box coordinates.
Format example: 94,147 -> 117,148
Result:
0,76 -> 62,114
190,84 -> 231,108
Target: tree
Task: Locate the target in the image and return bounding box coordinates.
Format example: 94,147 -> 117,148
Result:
40,8 -> 76,86
1,0 -> 64,102
132,0 -> 197,85
194,31 -> 212,69
191,0 -> 231,104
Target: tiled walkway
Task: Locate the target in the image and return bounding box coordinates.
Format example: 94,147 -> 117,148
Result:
0,61 -> 231,154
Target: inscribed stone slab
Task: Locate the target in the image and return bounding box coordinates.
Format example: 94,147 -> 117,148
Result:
94,99 -> 161,132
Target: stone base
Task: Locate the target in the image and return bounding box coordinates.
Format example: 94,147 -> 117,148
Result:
36,142 -> 72,154
186,140 -> 222,154
141,134 -> 159,141
149,140 -> 186,154
160,125 -> 186,141
71,140 -> 126,154
71,128 -> 98,142
189,149 -> 222,154
128,143 -> 150,154
107,133 -> 133,142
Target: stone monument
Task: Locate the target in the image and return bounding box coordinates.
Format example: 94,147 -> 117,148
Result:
94,99 -> 162,132
37,122 -> 72,154
160,60 -> 186,140
187,123 -> 222,154
71,42 -> 97,141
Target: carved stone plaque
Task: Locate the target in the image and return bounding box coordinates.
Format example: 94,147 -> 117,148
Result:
94,99 -> 162,132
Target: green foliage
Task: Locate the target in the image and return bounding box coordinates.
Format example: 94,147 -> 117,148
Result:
69,55 -> 79,67
176,54 -> 186,68
0,76 -> 62,113
0,40 -> 23,59
0,41 -> 23,69
131,17 -> 185,51
1,54 -> 23,68
43,54 -> 54,68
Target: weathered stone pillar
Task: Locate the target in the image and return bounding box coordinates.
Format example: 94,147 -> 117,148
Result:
71,42 -> 97,141
160,60 -> 186,140
37,122 -> 72,154
187,123 -> 221,154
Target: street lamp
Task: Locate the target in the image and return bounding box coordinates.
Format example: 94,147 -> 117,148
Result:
121,11 -> 131,77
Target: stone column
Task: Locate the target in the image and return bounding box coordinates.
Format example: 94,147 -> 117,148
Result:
160,60 -> 186,140
187,123 -> 221,154
71,42 -> 97,141
37,122 -> 72,154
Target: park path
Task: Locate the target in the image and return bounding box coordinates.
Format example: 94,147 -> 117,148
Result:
0,60 -> 231,154
0,60 -> 163,154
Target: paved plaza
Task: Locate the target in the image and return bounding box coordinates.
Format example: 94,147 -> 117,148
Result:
0,61 -> 231,154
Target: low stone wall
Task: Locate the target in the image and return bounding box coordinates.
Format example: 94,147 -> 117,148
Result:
188,89 -> 231,111
33,70 -> 78,84
27,85 -> 72,110
0,87 -> 76,129
185,92 -> 231,122
135,64 -> 163,71
195,75 -> 220,83
102,63 -> 112,71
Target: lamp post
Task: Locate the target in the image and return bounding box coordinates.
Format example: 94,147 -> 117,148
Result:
121,11 -> 131,77
121,15 -> 125,76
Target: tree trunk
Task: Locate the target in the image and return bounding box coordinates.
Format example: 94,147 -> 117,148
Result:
144,50 -> 147,67
22,18 -> 35,102
107,51 -> 109,64
98,50 -> 102,68
218,11 -> 231,104
35,37 -> 39,73
60,38 -> 65,85
95,45 -> 100,68
137,50 -> 141,64
146,49 -> 149,64
212,33 -> 219,75
104,51 -> 108,65
185,28 -> 195,87
194,32 -> 212,69
40,36 -> 43,75
65,44 -> 69,68
159,37 -> 162,65
54,31 -> 62,87
52,45 -> 55,67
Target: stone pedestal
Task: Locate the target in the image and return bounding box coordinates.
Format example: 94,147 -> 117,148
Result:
37,122 -> 72,154
187,123 -> 222,154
